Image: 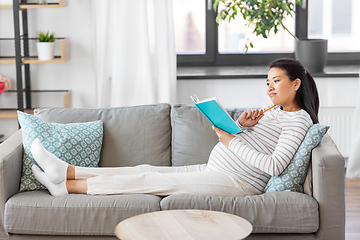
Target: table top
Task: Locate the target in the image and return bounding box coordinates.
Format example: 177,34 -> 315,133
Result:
114,209 -> 252,240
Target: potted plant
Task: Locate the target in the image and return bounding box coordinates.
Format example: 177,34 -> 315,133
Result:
37,31 -> 56,61
213,0 -> 328,73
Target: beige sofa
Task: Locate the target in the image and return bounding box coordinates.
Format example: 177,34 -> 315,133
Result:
0,104 -> 345,239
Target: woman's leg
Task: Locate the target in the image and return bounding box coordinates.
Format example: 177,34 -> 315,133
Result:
33,165 -> 259,197
85,170 -> 258,197
31,138 -> 207,183
66,179 -> 87,194
74,164 -> 207,180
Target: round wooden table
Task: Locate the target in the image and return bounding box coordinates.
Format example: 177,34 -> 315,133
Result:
114,209 -> 252,240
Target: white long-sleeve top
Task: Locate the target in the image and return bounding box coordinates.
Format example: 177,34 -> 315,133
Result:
206,106 -> 313,193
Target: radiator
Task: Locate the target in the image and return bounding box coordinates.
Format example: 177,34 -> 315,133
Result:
318,107 -> 355,158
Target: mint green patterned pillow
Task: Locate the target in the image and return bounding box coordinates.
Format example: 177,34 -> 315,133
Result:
265,124 -> 329,193
18,111 -> 103,192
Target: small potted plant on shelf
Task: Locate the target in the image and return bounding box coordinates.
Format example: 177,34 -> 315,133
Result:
213,0 -> 328,73
37,31 -> 56,61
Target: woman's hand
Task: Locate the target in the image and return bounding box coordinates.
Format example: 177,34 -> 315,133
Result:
238,108 -> 264,127
212,126 -> 235,147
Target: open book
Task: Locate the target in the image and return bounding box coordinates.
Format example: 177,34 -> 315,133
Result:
190,95 -> 242,134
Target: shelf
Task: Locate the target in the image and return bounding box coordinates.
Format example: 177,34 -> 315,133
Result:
0,0 -> 68,8
0,38 -> 70,64
0,109 -> 34,118
0,58 -> 15,64
0,90 -> 71,118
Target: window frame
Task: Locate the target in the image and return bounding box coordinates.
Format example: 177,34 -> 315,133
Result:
177,0 -> 360,67
176,0 -> 216,64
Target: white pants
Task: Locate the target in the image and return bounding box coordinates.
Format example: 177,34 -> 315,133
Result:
75,164 -> 260,197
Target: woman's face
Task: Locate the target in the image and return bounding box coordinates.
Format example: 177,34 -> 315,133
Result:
266,67 -> 301,111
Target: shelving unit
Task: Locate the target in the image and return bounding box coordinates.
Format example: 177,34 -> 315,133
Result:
0,0 -> 70,116
0,0 -> 68,8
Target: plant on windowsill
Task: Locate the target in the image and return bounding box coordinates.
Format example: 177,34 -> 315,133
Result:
213,0 -> 328,73
37,31 -> 56,61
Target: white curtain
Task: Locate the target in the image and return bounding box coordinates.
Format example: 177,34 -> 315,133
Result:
92,0 -> 176,107
346,69 -> 360,178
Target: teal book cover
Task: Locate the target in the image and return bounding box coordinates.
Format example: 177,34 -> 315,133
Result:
191,95 -> 242,134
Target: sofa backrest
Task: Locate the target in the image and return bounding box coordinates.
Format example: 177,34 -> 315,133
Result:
171,104 -> 245,166
34,104 -> 245,168
35,104 -> 172,167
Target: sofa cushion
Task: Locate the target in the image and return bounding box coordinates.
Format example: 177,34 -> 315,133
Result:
265,124 -> 329,193
34,103 -> 172,167
5,191 -> 162,236
160,192 -> 319,233
171,104 -> 244,166
17,111 -> 103,192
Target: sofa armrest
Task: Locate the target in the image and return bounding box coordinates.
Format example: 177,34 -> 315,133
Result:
0,130 -> 23,240
311,133 -> 345,240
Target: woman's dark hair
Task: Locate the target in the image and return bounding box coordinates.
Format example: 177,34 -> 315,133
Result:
269,58 -> 319,124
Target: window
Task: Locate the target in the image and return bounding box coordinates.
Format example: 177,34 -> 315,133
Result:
173,0 -> 206,54
308,0 -> 360,52
174,0 -> 360,66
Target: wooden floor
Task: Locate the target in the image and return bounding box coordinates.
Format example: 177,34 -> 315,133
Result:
345,176 -> 360,240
